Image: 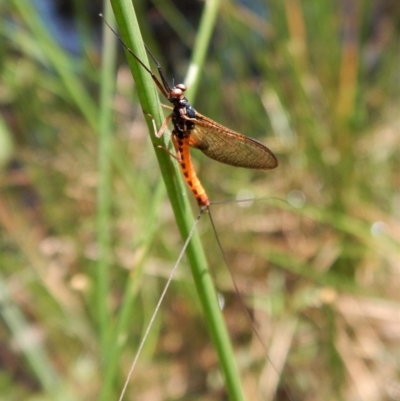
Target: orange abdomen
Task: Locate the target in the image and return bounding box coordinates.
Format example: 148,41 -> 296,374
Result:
175,136 -> 210,207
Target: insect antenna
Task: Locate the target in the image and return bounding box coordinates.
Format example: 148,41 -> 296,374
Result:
99,13 -> 170,98
144,44 -> 173,94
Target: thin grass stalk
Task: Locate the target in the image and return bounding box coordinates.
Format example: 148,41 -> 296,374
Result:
109,0 -> 246,400
96,1 -> 117,357
184,0 -> 222,101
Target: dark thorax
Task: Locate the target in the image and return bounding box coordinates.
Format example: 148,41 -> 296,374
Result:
169,84 -> 197,138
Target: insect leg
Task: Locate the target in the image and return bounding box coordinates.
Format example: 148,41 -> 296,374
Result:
156,113 -> 172,138
157,145 -> 181,162
145,113 -> 172,138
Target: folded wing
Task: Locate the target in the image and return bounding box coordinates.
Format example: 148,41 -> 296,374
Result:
188,113 -> 278,170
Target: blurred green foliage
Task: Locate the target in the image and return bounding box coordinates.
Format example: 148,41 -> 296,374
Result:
0,1 -> 399,400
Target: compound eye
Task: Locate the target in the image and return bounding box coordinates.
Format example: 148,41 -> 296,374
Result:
170,88 -> 183,97
175,83 -> 187,92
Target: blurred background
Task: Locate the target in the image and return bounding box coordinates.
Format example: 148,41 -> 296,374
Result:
0,0 -> 399,400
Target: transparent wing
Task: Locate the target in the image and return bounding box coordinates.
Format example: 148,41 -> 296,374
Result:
188,113 -> 278,170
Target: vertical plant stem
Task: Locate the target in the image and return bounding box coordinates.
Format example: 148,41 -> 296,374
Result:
96,0 -> 117,358
107,1 -> 246,400
185,0 -> 222,101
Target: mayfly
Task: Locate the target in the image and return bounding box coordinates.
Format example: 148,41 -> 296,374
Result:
100,16 -> 277,207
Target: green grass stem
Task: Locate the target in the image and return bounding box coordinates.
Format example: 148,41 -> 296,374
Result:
108,1 -> 246,400
96,1 -> 117,358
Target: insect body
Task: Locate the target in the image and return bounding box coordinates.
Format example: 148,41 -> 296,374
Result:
102,16 -> 278,207
156,75 -> 278,206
